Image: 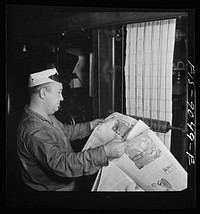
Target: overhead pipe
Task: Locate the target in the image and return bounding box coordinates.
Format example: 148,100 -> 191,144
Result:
45,12 -> 188,34
12,10 -> 188,40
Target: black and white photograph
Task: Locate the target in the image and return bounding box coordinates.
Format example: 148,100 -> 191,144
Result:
5,5 -> 195,209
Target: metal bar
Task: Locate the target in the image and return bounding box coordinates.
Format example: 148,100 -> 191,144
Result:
89,52 -> 95,97
97,29 -> 101,118
129,115 -> 185,133
121,25 -> 125,114
111,33 -> 116,112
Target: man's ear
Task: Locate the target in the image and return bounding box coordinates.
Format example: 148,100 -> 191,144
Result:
39,87 -> 47,99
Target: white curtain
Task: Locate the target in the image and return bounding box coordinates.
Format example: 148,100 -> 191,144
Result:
125,19 -> 176,150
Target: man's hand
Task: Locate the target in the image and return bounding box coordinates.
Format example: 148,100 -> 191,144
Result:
103,139 -> 127,159
90,118 -> 104,130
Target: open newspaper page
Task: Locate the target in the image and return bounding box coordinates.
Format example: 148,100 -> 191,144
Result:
92,161 -> 144,191
82,112 -> 187,191
82,112 -> 148,191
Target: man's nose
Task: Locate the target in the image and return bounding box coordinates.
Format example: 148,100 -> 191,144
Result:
60,94 -> 64,101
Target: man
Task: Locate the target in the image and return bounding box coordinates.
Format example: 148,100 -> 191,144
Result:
16,68 -> 127,191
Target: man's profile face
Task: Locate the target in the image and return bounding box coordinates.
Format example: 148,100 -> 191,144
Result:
44,81 -> 64,115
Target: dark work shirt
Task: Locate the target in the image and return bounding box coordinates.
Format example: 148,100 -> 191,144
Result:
17,106 -> 108,191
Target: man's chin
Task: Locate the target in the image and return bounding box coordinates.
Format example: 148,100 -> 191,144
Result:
52,106 -> 60,114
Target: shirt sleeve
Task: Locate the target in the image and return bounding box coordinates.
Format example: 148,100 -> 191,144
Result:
64,122 -> 91,141
27,130 -> 109,178
54,116 -> 91,141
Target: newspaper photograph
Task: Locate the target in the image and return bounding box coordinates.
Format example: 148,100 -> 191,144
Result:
113,130 -> 187,191
83,112 -> 148,150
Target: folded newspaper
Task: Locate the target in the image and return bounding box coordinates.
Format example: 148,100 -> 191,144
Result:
82,112 -> 187,191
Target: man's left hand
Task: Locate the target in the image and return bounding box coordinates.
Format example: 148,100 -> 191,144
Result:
90,118 -> 104,130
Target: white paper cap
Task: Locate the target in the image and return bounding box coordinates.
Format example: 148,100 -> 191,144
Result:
28,68 -> 65,87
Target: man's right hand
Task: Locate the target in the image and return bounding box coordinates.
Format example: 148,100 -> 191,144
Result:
103,139 -> 127,159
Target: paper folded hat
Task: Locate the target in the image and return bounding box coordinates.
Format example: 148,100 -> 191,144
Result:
28,68 -> 66,87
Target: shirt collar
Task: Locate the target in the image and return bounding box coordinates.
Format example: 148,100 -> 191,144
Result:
24,105 -> 53,124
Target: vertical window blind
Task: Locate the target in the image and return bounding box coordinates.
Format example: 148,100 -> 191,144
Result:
125,19 -> 176,150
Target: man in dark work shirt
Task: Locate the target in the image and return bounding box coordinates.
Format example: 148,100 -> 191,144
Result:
17,68 -> 127,191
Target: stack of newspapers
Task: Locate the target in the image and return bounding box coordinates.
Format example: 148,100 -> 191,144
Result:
82,112 -> 187,191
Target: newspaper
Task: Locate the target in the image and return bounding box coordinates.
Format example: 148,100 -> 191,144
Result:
82,112 -> 187,191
